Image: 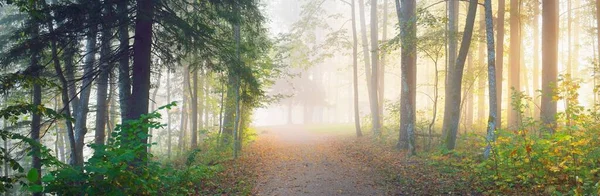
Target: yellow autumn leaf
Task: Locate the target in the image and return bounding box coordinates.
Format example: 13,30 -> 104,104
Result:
549,166 -> 560,172
559,160 -> 568,169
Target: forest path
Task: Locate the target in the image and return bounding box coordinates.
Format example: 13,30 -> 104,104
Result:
250,125 -> 384,196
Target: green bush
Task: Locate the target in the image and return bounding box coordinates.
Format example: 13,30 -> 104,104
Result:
473,77 -> 600,195
42,103 -> 223,195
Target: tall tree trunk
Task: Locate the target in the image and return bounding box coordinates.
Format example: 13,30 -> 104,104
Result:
508,0 -> 521,129
107,71 -> 117,141
54,122 -> 59,161
95,1 -> 113,147
521,42 -> 529,117
370,0 -> 381,136
396,0 -> 416,155
478,7 -> 486,124
597,0 -> 600,104
218,80 -> 224,134
233,17 -> 242,158
496,0 -> 506,128
199,69 -> 205,139
56,126 -> 65,162
541,0 -> 558,133
567,0 -> 572,76
149,70 -> 161,153
203,75 -> 209,136
596,0 -> 600,104
447,0 -> 459,82
44,0 -> 77,166
357,0 -> 373,116
118,0 -> 131,123
167,69 -> 172,159
128,0 -> 154,162
379,0 -> 388,124
441,0 -> 477,150
73,0 -> 100,166
572,0 -> 579,77
222,76 -> 236,143
351,0 -> 362,137
30,16 -> 42,195
191,67 -> 198,149
443,0 -> 458,139
465,53 -> 474,131
483,0 -> 498,159
178,65 -> 189,155
233,84 -> 241,158
3,120 -> 9,188
533,0 -> 540,119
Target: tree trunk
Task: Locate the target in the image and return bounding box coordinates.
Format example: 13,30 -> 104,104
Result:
447,0 -> 459,84
167,69 -> 172,159
442,0 -> 458,139
199,69 -> 205,139
496,0 -> 505,128
520,34 -> 529,117
30,17 -> 42,195
191,67 -> 198,149
222,74 -> 236,143
179,65 -> 189,154
465,53 -> 474,131
218,81 -> 224,134
567,0 -> 572,76
508,0 -> 521,129
351,0 -> 362,137
396,0 -> 416,155
128,0 -> 154,162
370,0 -> 381,136
203,75 -> 209,134
597,0 -> 600,104
478,6 -> 486,124
3,120 -> 9,186
73,0 -> 100,166
379,0 -> 388,125
95,1 -> 113,147
441,0 -> 477,150
107,71 -> 117,141
483,0 -> 498,159
357,0 -> 373,118
541,0 -> 558,133
56,126 -> 65,162
573,0 -> 579,77
118,0 -> 131,123
233,17 -> 241,158
44,0 -> 77,166
532,0 -> 540,119
149,70 -> 161,153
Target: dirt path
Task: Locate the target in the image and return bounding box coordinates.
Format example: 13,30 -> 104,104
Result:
251,126 -> 384,196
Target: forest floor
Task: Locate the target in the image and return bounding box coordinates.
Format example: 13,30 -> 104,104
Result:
251,125 -> 383,196
211,124 -> 479,195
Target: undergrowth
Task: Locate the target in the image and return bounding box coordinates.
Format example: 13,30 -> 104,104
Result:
1,102 -> 256,195
427,76 -> 600,195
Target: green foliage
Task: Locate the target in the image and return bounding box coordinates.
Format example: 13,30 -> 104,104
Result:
0,102 -> 72,123
0,72 -> 59,95
42,102 -> 222,195
0,101 -> 66,194
449,77 -> 600,195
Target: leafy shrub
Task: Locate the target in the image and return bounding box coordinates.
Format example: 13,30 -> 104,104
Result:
473,76 -> 600,195
43,103 -> 223,195
0,103 -> 67,194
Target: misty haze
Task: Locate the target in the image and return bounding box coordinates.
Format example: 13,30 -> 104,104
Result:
0,0 -> 598,195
